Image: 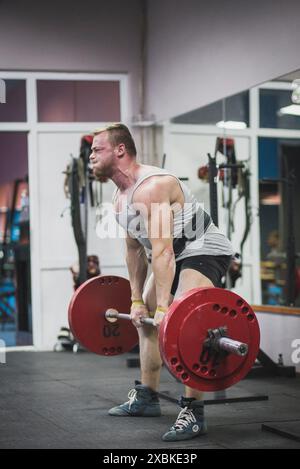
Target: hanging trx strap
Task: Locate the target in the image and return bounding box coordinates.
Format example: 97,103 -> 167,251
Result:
69,158 -> 87,286
240,168 -> 252,264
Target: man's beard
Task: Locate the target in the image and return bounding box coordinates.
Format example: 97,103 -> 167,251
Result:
93,165 -> 111,180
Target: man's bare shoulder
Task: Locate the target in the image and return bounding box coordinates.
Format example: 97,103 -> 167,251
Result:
133,175 -> 176,205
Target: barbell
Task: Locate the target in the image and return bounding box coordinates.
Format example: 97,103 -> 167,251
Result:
68,275 -> 260,392
105,310 -> 249,357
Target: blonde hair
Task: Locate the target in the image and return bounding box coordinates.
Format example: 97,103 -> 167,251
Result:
94,123 -> 136,156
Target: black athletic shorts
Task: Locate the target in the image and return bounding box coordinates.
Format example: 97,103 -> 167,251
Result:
170,254 -> 232,296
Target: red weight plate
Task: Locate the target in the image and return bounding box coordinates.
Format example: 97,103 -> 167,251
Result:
68,275 -> 138,355
159,287 -> 260,392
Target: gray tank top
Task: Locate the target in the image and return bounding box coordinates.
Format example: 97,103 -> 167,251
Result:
113,169 -> 233,260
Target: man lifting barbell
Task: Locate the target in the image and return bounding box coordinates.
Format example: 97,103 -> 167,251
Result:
69,124 -> 260,442
87,123 -> 236,442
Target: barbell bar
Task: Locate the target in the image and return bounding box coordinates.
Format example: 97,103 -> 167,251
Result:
105,309 -> 249,357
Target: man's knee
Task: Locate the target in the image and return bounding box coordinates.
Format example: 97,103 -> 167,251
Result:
142,274 -> 173,313
138,324 -> 159,340
143,294 -> 156,315
142,275 -> 157,313
147,357 -> 163,373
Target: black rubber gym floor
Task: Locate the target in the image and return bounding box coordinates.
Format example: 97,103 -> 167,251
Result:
0,351 -> 300,449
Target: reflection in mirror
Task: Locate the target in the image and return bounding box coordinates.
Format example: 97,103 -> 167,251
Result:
168,69 -> 300,307
258,71 -> 300,307
260,89 -> 300,129
171,90 -> 249,129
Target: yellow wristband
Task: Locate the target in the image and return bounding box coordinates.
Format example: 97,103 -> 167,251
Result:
131,299 -> 145,307
156,306 -> 168,314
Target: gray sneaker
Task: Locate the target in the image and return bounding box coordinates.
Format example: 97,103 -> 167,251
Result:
108,382 -> 161,417
162,398 -> 207,442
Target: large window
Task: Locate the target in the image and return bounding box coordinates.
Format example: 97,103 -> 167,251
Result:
171,90 -> 249,127
260,89 -> 300,130
0,80 -> 27,122
37,80 -> 121,122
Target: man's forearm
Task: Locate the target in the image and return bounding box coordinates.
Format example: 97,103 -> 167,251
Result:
126,246 -> 148,299
152,247 -> 175,309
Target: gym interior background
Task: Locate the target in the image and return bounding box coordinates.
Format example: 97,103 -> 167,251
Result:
1,0 -> 300,450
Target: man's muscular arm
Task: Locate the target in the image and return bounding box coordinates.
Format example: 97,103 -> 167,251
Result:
125,234 -> 148,301
134,178 -> 176,325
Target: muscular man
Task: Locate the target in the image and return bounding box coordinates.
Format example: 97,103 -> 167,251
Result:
90,123 -> 233,442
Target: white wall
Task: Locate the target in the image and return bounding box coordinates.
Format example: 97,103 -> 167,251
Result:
256,312 -> 300,373
146,0 -> 300,121
2,1 -> 300,124
0,0 -> 142,119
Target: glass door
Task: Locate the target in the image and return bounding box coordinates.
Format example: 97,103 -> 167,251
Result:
0,79 -> 32,346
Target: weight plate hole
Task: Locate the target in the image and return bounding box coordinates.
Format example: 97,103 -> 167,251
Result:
247,313 -> 255,321
209,369 -> 216,377
181,373 -> 189,381
200,366 -> 208,374
192,363 -> 200,371
221,307 -> 228,315
213,304 -> 220,311
242,306 -> 249,313
236,299 -> 243,307
229,309 -> 237,318
176,365 -> 183,372
171,357 -> 178,366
